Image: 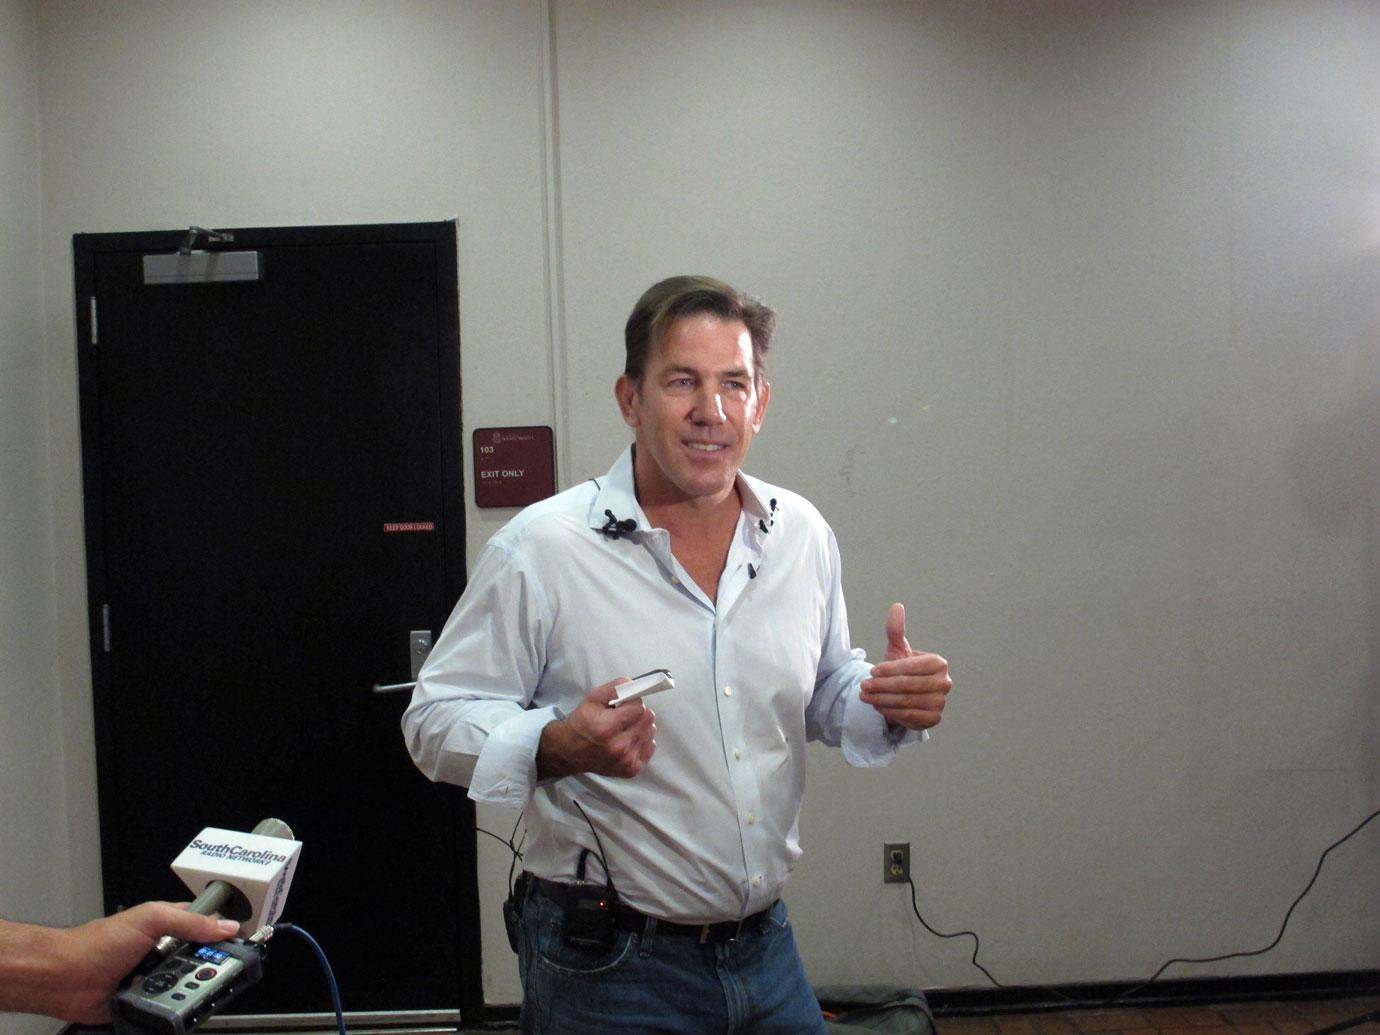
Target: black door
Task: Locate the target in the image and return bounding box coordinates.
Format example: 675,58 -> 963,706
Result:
74,223 -> 483,1023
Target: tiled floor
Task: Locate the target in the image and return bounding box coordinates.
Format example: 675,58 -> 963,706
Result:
934,996 -> 1380,1035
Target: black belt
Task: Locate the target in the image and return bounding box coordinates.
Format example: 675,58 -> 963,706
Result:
532,876 -> 775,944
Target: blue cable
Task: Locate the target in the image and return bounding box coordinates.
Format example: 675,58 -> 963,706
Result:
272,923 -> 347,1035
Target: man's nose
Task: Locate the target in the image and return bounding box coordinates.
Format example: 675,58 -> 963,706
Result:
692,388 -> 727,424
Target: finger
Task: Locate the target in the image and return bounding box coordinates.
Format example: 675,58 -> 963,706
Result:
127,902 -> 240,942
615,715 -> 656,752
861,688 -> 948,711
861,692 -> 951,719
869,653 -> 949,680
605,697 -> 650,731
861,683 -> 948,714
610,719 -> 657,775
861,676 -> 950,699
589,679 -> 625,705
177,914 -> 242,941
885,602 -> 911,657
860,675 -> 950,714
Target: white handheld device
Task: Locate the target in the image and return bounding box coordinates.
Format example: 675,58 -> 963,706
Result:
610,669 -> 674,706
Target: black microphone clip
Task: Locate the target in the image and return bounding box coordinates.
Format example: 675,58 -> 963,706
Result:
758,498 -> 778,536
600,509 -> 637,540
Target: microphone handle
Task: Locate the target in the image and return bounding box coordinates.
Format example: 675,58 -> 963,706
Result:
186,878 -> 238,918
145,879 -> 238,965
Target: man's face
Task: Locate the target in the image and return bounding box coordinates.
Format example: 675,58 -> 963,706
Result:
616,312 -> 770,508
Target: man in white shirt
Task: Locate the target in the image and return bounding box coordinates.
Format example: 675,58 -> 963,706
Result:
404,275 -> 952,1034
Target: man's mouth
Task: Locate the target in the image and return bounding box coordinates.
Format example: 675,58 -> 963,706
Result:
685,442 -> 727,452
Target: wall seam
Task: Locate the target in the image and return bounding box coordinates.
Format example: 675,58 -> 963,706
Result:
539,0 -> 571,488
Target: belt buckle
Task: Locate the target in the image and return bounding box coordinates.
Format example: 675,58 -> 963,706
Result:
698,917 -> 745,944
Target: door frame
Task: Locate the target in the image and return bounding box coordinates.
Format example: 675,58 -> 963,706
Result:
72,221 -> 485,1024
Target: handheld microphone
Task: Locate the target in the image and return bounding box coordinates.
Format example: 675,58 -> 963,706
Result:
152,818 -> 298,955
115,820 -> 300,1035
180,819 -> 293,917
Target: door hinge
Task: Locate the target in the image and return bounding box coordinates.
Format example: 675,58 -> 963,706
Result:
90,296 -> 98,345
101,604 -> 111,652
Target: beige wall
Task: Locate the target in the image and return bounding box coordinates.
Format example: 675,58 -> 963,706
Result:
0,1 -> 67,1033
4,0 -> 1377,1022
550,0 -> 1380,988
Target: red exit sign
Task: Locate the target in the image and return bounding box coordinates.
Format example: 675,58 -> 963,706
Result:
473,426 -> 556,508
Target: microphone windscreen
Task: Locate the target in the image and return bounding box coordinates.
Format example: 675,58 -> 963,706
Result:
251,817 -> 294,840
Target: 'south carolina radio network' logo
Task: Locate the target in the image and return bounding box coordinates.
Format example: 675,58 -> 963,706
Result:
189,839 -> 290,866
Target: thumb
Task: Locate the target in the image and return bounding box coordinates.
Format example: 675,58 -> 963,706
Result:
885,602 -> 911,659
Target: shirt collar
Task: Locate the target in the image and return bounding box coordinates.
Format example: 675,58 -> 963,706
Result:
588,445 -> 778,540
588,446 -> 647,536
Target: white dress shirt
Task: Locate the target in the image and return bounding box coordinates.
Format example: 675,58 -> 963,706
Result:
403,446 -> 919,924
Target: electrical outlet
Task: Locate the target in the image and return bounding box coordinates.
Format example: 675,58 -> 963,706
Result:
883,842 -> 910,884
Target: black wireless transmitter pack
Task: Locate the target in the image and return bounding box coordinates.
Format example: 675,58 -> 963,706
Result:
562,882 -> 619,949
562,846 -> 619,949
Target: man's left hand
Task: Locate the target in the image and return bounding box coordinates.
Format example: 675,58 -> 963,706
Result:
859,603 -> 952,731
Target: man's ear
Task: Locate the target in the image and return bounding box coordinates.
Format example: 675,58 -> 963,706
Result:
615,374 -> 640,428
751,380 -> 771,432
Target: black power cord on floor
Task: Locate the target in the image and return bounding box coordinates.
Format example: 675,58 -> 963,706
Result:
902,876 -> 1010,992
903,806 -> 1380,1009
1109,807 -> 1380,1003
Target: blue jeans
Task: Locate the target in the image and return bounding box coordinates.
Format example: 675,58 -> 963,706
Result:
516,881 -> 826,1034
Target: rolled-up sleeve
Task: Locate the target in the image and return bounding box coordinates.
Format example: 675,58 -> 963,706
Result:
401,538 -> 554,805
804,527 -> 925,766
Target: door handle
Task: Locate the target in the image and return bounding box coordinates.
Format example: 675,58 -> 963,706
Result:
372,630 -> 432,695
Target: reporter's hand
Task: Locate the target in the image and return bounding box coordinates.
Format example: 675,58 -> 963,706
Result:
0,903 -> 240,1024
537,679 -> 657,780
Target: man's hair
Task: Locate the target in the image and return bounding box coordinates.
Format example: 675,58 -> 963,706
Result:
623,275 -> 776,386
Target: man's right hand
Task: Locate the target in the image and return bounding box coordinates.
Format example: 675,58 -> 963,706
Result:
536,680 -> 657,780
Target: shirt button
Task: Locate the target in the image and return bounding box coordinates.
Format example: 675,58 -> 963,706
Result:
723,685 -> 733,697
746,812 -> 756,825
733,748 -> 742,760
751,875 -> 763,888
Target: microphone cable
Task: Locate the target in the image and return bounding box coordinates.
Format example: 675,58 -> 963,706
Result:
272,923 -> 347,1035
572,799 -> 616,891
476,812 -> 526,895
